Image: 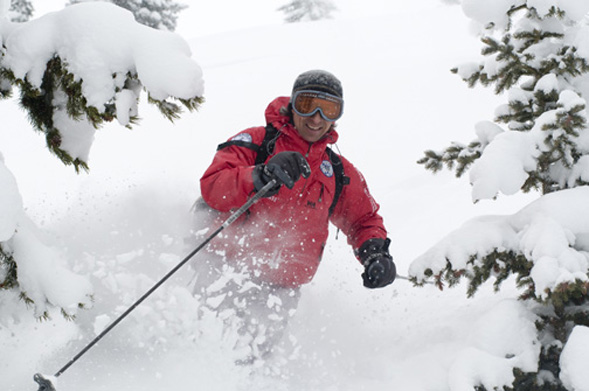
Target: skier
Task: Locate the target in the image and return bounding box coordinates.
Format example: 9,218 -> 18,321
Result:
192,69 -> 395,367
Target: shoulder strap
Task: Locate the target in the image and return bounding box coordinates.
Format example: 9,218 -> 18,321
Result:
216,139 -> 258,152
216,125 -> 280,163
325,147 -> 350,217
255,124 -> 280,165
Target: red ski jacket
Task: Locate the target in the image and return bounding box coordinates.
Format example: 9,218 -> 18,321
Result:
200,96 -> 387,287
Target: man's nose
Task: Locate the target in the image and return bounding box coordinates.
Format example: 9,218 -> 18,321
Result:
310,111 -> 323,122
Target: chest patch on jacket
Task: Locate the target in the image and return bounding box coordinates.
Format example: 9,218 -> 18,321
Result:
231,133 -> 253,143
320,160 -> 334,178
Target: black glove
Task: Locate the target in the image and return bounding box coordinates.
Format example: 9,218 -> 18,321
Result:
252,151 -> 311,197
357,238 -> 396,289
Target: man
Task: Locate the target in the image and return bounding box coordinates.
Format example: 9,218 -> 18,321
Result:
193,70 -> 395,367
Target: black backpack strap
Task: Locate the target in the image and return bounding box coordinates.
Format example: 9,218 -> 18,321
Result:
255,124 -> 280,165
216,139 -> 258,152
216,125 -> 280,165
325,147 -> 350,217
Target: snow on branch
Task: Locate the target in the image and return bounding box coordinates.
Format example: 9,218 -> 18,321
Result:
424,2 -> 589,200
409,186 -> 589,301
461,0 -> 589,29
0,2 -> 204,171
0,158 -> 92,319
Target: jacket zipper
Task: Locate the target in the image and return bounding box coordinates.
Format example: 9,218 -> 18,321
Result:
299,142 -> 314,196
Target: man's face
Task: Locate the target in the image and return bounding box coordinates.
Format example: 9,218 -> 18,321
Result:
293,111 -> 333,143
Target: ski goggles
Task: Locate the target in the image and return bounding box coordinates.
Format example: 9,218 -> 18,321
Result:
292,90 -> 344,121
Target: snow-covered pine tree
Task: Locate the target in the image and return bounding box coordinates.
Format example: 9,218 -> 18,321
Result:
414,2 -> 589,390
0,1 -> 203,319
1,2 -> 202,172
67,0 -> 187,31
8,0 -> 33,22
278,0 -> 337,23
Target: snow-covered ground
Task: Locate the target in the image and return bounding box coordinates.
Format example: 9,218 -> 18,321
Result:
4,1 -> 581,390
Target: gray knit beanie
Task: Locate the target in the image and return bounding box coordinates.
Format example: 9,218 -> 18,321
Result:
291,70 -> 343,99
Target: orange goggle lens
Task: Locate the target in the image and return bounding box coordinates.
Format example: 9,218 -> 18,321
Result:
292,91 -> 343,121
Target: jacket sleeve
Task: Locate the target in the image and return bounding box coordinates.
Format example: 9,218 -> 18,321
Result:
329,158 -> 388,258
199,128 -> 264,212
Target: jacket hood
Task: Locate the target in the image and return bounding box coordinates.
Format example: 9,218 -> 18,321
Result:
264,96 -> 340,145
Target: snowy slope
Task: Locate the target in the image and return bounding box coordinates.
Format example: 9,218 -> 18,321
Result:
0,2 -> 548,391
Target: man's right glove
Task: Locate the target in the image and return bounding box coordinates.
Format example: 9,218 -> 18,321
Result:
357,238 -> 396,289
252,151 -> 311,197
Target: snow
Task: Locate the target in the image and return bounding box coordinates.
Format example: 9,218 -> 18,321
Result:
10,216 -> 94,317
0,0 -> 8,19
2,2 -> 204,108
445,299 -> 540,391
560,326 -> 589,391
474,120 -> 503,146
52,109 -> 97,163
1,0 -> 589,390
461,0 -> 516,29
411,187 -> 589,299
461,0 -> 589,28
469,86 -> 589,201
469,130 -> 539,201
0,157 -> 22,241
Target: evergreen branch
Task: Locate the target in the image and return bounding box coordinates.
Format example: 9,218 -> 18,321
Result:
7,55 -> 205,172
513,29 -> 563,53
506,3 -> 527,19
418,250 -> 537,300
38,311 -> 52,322
179,96 -> 205,112
508,346 -> 566,390
61,308 -> 76,321
149,96 -> 182,121
549,280 -> 589,311
45,128 -> 90,173
496,100 -> 535,130
0,68 -> 14,99
451,66 -> 484,88
468,251 -> 535,298
532,88 -> 559,116
475,35 -> 542,94
18,70 -> 56,132
3,245 -> 90,321
417,150 -> 445,173
148,94 -> 204,122
0,246 -> 19,290
12,57 -> 93,171
545,6 -> 566,19
19,291 -> 34,307
418,141 -> 482,177
419,262 -> 466,291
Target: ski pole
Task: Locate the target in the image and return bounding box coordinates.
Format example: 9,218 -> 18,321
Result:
33,179 -> 278,391
396,274 -> 434,285
396,274 -> 412,282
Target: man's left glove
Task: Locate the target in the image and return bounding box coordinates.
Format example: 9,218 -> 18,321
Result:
357,238 -> 396,289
